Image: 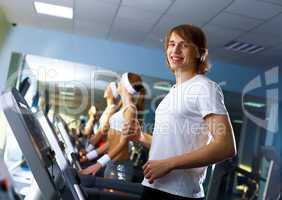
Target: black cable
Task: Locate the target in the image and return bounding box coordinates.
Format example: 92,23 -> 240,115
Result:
49,150 -> 55,180
51,159 -> 54,179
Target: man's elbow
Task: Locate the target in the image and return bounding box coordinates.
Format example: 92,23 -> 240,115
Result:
218,137 -> 237,159
225,129 -> 237,158
226,143 -> 237,158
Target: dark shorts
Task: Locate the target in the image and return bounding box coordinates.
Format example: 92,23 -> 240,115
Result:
141,186 -> 204,200
104,160 -> 134,182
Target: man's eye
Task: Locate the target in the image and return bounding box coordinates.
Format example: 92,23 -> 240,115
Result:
168,43 -> 175,47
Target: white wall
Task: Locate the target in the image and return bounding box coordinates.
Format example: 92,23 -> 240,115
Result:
0,8 -> 10,93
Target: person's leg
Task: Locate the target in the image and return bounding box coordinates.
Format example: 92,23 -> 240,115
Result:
104,161 -> 117,179
119,160 -> 134,182
80,175 -> 96,188
140,186 -> 161,200
104,161 -> 134,182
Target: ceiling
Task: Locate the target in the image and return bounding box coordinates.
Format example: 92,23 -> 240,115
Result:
0,0 -> 281,69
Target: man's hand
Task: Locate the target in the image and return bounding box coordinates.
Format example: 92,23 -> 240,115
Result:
143,159 -> 173,184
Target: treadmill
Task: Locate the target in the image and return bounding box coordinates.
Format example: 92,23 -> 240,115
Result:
52,114 -> 82,171
1,88 -> 85,200
35,106 -> 143,199
1,88 -> 143,200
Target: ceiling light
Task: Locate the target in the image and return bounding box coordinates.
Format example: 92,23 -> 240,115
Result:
224,41 -> 240,50
244,101 -> 265,108
154,81 -> 172,92
50,94 -> 74,100
59,91 -> 75,96
238,164 -> 252,173
233,119 -> 243,124
248,46 -> 265,54
224,41 -> 264,54
34,1 -> 73,19
61,96 -> 75,100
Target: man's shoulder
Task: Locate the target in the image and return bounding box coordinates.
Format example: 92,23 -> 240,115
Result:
182,75 -> 223,97
183,75 -> 214,90
193,75 -> 215,85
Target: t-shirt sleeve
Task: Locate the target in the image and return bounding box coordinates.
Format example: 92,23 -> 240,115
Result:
196,82 -> 228,118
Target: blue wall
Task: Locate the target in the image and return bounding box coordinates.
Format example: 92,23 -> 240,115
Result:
0,24 -> 275,97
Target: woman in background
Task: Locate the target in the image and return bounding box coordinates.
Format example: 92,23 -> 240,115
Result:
79,82 -> 121,163
80,72 -> 146,182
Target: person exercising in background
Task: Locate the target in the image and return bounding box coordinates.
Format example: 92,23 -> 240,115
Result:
123,24 -> 237,200
80,72 -> 146,182
79,82 -> 121,163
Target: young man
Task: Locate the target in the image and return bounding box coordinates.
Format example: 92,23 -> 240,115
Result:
123,24 -> 237,200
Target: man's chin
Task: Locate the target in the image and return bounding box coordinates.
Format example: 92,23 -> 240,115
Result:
170,64 -> 185,71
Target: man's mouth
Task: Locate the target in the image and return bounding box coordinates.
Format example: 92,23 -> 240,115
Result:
170,56 -> 184,63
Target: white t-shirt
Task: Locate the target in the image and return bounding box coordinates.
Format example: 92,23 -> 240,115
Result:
142,74 -> 228,198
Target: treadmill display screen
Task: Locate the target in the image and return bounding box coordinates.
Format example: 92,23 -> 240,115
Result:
0,88 -> 61,200
17,102 -> 52,165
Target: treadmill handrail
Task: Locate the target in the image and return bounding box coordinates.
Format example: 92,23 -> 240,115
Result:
0,89 -> 59,200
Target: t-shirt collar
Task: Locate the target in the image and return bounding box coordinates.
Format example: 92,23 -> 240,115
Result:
171,74 -> 201,90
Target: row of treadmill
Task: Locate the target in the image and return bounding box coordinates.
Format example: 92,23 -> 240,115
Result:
0,88 -> 143,200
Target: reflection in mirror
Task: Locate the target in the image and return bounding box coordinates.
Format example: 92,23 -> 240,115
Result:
2,53 -> 176,192
17,54 -> 172,131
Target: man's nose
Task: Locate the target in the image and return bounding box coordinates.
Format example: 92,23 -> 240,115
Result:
172,43 -> 182,53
